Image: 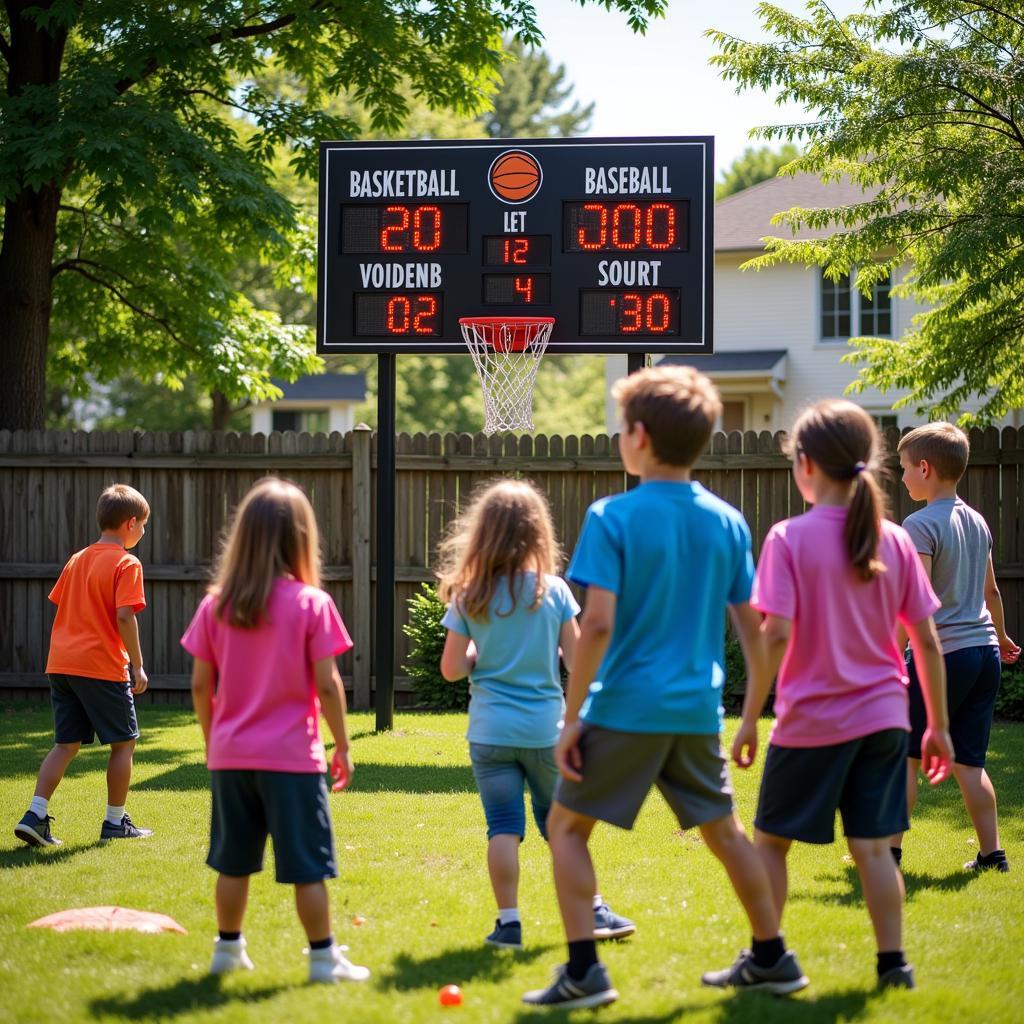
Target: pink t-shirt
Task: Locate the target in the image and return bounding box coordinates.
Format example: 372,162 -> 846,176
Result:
752,507 -> 940,747
181,579 -> 352,772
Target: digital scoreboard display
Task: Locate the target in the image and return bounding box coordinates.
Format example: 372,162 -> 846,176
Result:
318,137 -> 713,353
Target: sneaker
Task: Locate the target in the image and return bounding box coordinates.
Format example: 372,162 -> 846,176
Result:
100,813 -> 153,840
308,944 -> 371,984
15,811 -> 62,847
210,936 -> 254,975
702,949 -> 809,995
964,851 -> 1010,873
878,964 -> 915,990
593,902 -> 636,940
485,918 -> 523,949
522,962 -> 619,1009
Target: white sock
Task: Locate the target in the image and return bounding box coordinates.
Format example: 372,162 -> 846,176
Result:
29,796 -> 48,819
498,907 -> 520,925
592,894 -> 604,910
105,804 -> 125,825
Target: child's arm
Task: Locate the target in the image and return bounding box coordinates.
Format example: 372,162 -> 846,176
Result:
559,616 -> 581,673
896,552 -> 933,651
190,657 -> 215,749
440,630 -> 475,681
730,603 -> 780,768
905,615 -> 954,783
556,587 -> 615,782
984,555 -> 1021,664
116,607 -> 148,694
315,657 -> 354,791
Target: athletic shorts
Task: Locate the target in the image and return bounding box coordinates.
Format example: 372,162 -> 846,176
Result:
554,725 -> 734,831
49,674 -> 139,745
208,770 -> 337,884
755,728 -> 908,844
469,743 -> 558,840
907,645 -> 1000,767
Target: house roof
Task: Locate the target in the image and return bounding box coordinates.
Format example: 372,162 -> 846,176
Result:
716,172 -> 881,252
659,350 -> 787,373
271,373 -> 366,402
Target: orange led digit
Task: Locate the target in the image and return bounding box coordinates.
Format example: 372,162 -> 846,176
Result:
621,292 -> 642,332
578,202 -> 608,250
612,203 -> 641,250
386,294 -> 411,332
412,294 -> 438,334
514,276 -> 534,303
646,292 -> 671,332
645,203 -> 676,250
413,205 -> 441,251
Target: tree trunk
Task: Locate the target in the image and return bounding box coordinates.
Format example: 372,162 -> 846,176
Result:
211,389 -> 232,431
0,3 -> 68,430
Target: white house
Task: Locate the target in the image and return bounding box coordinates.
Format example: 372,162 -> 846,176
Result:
250,372 -> 367,434
606,173 -> 1020,434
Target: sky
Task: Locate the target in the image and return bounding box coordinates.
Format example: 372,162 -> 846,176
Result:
529,0 -> 862,178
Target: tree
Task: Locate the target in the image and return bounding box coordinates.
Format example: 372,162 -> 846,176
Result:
716,143 -> 801,200
0,1 -> 666,431
709,1 -> 1024,425
484,36 -> 594,138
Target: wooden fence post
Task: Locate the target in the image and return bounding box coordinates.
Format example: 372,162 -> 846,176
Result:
351,424 -> 373,709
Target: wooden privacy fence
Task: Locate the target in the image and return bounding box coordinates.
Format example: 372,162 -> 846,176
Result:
1,426 -> 1022,706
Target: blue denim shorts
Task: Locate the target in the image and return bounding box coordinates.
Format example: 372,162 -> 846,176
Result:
468,743 -> 558,840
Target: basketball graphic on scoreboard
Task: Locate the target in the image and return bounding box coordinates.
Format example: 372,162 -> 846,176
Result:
317,136 -> 713,354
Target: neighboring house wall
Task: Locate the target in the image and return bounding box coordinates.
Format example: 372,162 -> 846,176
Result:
250,403 -> 357,434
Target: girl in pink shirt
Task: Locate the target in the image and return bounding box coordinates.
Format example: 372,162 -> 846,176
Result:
733,400 -> 954,991
181,478 -> 368,985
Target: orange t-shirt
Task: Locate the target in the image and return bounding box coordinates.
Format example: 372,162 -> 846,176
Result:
46,543 -> 147,682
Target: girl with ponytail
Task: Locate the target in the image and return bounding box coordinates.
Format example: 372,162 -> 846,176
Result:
731,399 -> 954,992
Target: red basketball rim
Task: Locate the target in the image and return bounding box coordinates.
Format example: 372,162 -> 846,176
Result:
459,316 -> 555,353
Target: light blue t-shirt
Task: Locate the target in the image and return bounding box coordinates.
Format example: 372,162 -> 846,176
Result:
441,572 -> 580,747
568,481 -> 754,734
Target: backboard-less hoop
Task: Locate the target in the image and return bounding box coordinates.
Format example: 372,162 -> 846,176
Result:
459,317 -> 555,434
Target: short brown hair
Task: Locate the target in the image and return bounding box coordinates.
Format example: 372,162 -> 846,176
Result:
897,422 -> 969,482
612,365 -> 721,467
97,484 -> 150,531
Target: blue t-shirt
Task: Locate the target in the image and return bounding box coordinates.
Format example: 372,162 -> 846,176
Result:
441,572 -> 580,747
567,481 -> 753,734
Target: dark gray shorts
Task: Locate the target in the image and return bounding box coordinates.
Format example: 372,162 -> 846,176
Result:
49,674 -> 139,746
208,770 -> 338,884
755,728 -> 909,844
554,725 -> 734,830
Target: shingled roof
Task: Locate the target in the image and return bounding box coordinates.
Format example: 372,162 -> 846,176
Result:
716,172 -> 881,252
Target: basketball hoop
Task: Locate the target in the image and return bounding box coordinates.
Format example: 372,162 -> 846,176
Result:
459,317 -> 555,434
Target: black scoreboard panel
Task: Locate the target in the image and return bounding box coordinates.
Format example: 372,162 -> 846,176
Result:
317,137 -> 713,354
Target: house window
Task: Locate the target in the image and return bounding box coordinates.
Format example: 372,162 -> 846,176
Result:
272,409 -> 330,433
820,271 -> 852,340
860,272 -> 892,336
871,413 -> 899,431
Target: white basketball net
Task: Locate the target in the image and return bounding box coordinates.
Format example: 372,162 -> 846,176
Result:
459,318 -> 554,434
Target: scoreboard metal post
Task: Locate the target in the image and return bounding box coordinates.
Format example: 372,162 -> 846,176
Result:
317,137 -> 714,728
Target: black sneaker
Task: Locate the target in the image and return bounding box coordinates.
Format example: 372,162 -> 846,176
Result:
522,962 -> 618,1009
878,964 -> 915,990
964,850 -> 1009,873
100,813 -> 153,840
485,919 -> 523,949
702,949 -> 809,995
593,902 -> 636,940
15,811 -> 62,847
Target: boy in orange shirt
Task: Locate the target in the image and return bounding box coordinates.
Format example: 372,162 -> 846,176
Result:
15,484 -> 154,847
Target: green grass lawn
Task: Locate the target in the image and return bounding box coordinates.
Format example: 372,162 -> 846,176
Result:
1,705 -> 1021,1024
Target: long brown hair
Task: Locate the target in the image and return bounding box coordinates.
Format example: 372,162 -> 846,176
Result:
436,479 -> 561,621
790,399 -> 889,582
211,477 -> 322,628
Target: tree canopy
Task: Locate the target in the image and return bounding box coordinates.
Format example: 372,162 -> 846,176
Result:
716,143 -> 801,200
0,0 -> 666,430
710,0 -> 1024,425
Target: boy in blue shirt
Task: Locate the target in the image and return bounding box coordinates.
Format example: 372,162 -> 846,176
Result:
522,366 -> 807,1009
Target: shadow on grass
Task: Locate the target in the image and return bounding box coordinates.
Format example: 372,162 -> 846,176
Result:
133,761 -> 209,791
90,975 -> 289,1019
346,762 -> 476,794
713,987 -> 878,1024
0,840 -> 105,870
377,942 -> 552,992
794,864 -> 975,908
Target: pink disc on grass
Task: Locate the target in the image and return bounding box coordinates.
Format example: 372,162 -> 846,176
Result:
27,906 -> 187,934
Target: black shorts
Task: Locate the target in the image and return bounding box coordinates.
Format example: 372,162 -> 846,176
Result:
208,770 -> 338,884
755,729 -> 908,844
907,645 -> 1000,767
49,674 -> 139,745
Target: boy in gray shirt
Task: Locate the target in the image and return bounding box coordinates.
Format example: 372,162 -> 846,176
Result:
893,423 -> 1020,872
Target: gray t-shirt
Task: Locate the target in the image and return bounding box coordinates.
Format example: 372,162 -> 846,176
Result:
902,498 -> 996,653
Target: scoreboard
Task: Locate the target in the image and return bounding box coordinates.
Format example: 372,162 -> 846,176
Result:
317,137 -> 713,354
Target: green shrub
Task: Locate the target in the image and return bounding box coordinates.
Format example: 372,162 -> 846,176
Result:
403,584 -> 469,711
996,662 -> 1024,721
721,632 -> 774,716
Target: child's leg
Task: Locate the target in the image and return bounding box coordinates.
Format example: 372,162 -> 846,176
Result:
487,834 -> 520,909
547,802 -> 598,942
754,828 -> 792,921
215,874 -> 250,934
847,837 -> 903,952
106,739 -> 136,806
34,742 -> 81,799
954,764 -> 1001,854
889,758 -> 921,851
700,813 -> 779,940
294,881 -> 331,942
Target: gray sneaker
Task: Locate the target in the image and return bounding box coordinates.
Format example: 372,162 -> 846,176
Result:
702,949 -> 809,995
100,813 -> 153,840
522,962 -> 619,1009
878,965 -> 915,990
485,919 -> 523,949
593,902 -> 636,940
15,811 -> 62,847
